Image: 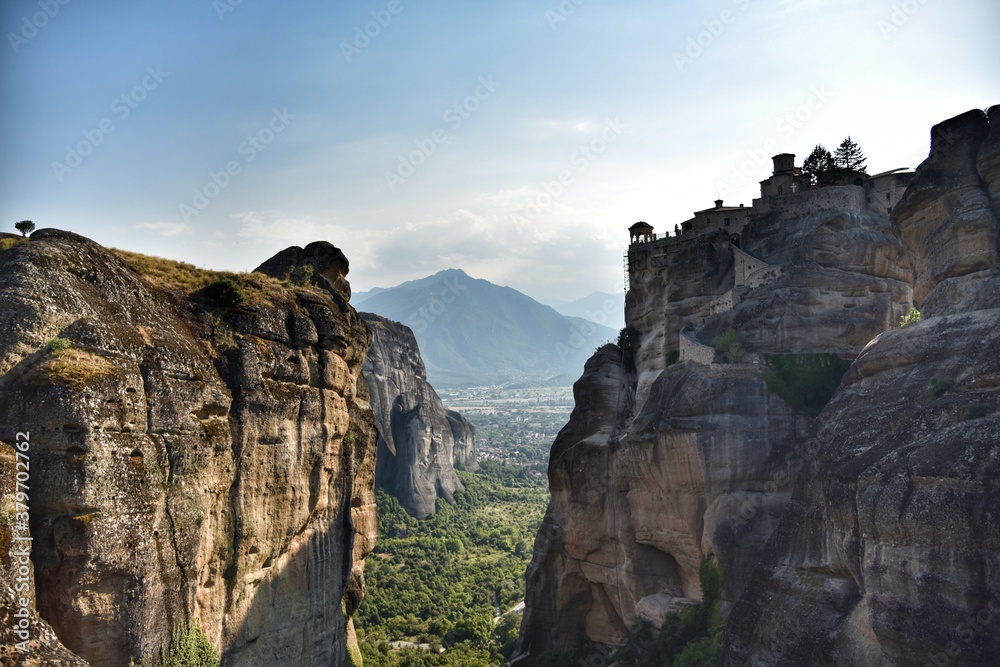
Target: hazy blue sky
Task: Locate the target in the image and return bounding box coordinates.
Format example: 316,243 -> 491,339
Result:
1,0 -> 997,300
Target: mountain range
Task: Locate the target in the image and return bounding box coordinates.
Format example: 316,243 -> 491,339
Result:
542,291 -> 625,330
355,269 -> 617,387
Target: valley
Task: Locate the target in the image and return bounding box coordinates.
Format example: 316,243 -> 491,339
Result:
441,386 -> 575,471
355,387 -> 570,666
355,463 -> 548,667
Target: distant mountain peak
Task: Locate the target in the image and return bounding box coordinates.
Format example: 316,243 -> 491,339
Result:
359,270 -> 616,387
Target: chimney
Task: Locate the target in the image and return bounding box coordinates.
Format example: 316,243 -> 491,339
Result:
714,199 -> 723,208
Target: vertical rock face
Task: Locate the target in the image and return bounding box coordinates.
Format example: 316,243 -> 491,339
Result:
516,111 -> 994,664
892,109 -> 999,304
447,409 -> 479,472
728,107 -> 1000,666
516,347 -> 813,663
360,313 -> 477,519
1,439 -> 89,666
0,232 -> 377,667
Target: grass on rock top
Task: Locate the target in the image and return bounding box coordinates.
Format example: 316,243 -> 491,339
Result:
0,237 -> 28,253
33,346 -> 117,388
110,248 -> 316,307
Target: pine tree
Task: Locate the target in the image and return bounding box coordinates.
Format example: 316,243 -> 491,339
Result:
834,136 -> 867,173
801,145 -> 834,185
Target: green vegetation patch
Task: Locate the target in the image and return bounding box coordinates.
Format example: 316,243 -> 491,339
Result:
899,307 -> 921,327
964,404 -> 990,420
48,336 -> 72,352
210,318 -> 237,355
356,461 -> 548,666
714,328 -> 744,363
199,276 -> 247,308
130,622 -> 219,667
763,353 -> 852,417
611,558 -> 724,667
617,326 -> 640,371
929,377 -> 955,400
289,263 -> 315,286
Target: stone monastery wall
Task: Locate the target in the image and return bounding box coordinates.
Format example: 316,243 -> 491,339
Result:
756,185 -> 866,218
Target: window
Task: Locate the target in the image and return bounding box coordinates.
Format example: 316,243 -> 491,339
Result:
724,218 -> 731,226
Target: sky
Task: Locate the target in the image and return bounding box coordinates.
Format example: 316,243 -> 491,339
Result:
1,0 -> 997,302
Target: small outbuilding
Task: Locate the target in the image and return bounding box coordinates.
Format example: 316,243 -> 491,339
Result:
629,221 -> 654,244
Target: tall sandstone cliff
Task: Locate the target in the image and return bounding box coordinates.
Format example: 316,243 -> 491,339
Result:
728,108 -> 1000,665
515,107 -> 999,665
0,233 -> 378,667
361,313 -> 477,519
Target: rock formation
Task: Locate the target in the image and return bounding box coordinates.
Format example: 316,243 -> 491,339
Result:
361,313 -> 477,519
0,232 -> 378,666
447,408 -> 478,472
728,106 -> 1000,666
254,240 -> 354,301
516,107 -> 999,665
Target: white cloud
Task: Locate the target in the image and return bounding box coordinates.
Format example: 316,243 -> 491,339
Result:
234,212 -> 358,246
135,221 -> 194,237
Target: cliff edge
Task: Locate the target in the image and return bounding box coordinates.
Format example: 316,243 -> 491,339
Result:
515,106 -> 999,665
0,233 -> 378,667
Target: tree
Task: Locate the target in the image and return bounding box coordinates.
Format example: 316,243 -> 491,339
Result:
14,220 -> 34,237
801,145 -> 834,185
834,136 -> 867,173
714,328 -> 744,363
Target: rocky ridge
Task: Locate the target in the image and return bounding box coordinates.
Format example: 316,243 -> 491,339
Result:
515,107 -> 999,665
361,312 -> 477,519
0,233 -> 378,667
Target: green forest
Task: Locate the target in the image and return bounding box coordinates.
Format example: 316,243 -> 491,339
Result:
355,462 -> 549,667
